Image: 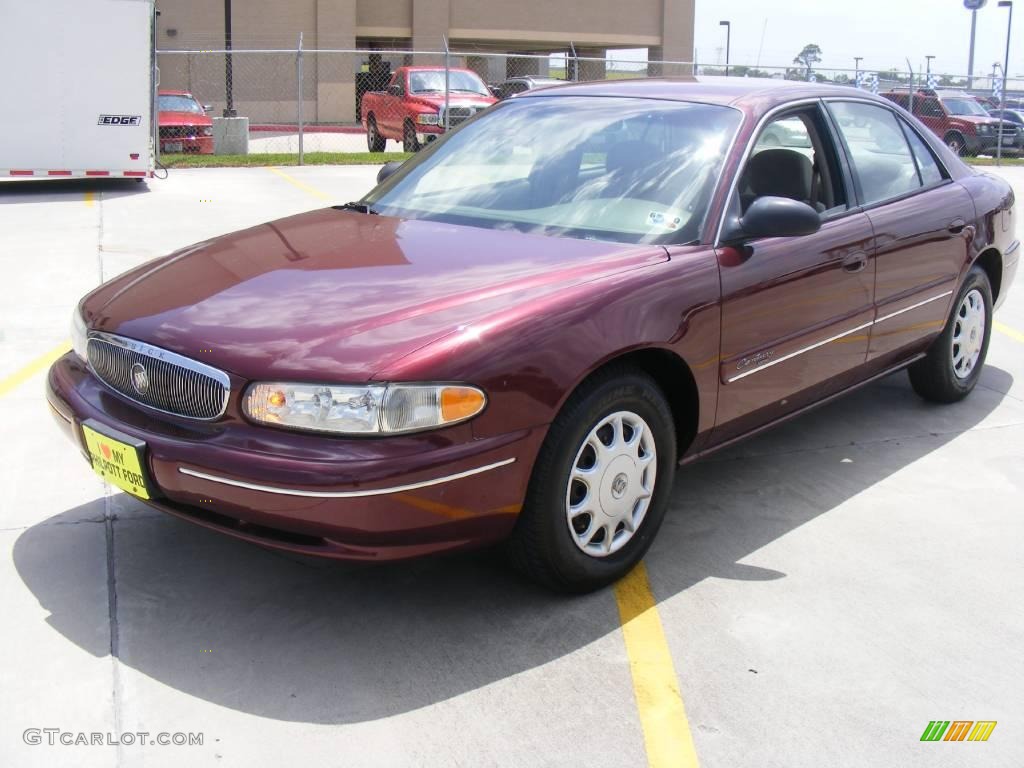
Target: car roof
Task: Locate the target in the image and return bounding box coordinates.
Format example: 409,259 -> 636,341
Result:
518,76 -> 890,109
158,89 -> 194,97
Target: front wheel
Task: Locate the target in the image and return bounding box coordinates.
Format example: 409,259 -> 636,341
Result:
506,368 -> 677,593
403,121 -> 420,153
366,116 -> 386,152
908,266 -> 993,403
945,132 -> 966,156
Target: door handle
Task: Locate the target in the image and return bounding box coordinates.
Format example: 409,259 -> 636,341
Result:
842,253 -> 868,273
948,218 -> 967,234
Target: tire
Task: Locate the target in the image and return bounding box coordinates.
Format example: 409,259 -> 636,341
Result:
944,132 -> 966,157
366,116 -> 386,152
403,120 -> 420,153
908,266 -> 993,403
506,367 -> 677,593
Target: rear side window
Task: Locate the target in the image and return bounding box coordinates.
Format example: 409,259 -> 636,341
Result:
828,101 -> 921,205
901,124 -> 945,186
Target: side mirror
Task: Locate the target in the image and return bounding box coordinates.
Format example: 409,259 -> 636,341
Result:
387,85 -> 401,97
722,196 -> 821,242
377,160 -> 404,184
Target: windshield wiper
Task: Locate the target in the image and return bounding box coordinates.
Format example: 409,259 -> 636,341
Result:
334,202 -> 379,215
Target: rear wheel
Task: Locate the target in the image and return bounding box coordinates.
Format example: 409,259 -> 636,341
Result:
908,266 -> 993,403
366,116 -> 386,152
506,368 -> 677,593
403,120 -> 420,153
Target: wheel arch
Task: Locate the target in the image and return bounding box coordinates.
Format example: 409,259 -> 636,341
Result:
974,247 -> 1003,303
561,346 -> 700,460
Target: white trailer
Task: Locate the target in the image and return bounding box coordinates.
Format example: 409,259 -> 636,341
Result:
0,0 -> 156,180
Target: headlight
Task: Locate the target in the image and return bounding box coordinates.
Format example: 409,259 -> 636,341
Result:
243,382 -> 486,435
201,126 -> 213,137
416,112 -> 441,126
71,307 -> 88,361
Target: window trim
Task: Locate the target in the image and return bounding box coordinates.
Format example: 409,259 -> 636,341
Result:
822,97 -> 953,212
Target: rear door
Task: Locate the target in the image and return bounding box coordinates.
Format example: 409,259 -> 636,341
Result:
712,103 -> 876,445
826,100 -> 970,365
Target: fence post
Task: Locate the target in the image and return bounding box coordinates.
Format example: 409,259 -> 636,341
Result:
906,59 -> 915,119
570,42 -> 578,82
297,33 -> 304,165
443,36 -> 451,133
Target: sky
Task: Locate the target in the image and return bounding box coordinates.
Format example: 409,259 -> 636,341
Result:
691,0 -> 1022,77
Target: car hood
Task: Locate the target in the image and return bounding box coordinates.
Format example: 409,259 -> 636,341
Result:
83,210 -> 667,382
159,110 -> 212,127
413,94 -> 496,107
953,115 -> 1002,126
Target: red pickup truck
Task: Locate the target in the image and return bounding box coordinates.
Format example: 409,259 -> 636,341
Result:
362,66 -> 497,152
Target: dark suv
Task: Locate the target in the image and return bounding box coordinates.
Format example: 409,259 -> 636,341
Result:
882,88 -> 1018,156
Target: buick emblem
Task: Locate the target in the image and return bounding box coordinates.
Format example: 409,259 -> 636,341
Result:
130,362 -> 150,395
611,472 -> 629,499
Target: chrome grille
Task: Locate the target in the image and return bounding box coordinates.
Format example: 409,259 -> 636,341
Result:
87,333 -> 229,420
998,123 -> 1018,138
441,106 -> 477,127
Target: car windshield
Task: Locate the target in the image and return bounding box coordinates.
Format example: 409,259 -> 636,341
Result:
941,97 -> 988,116
365,96 -> 740,245
159,95 -> 204,114
409,70 -> 489,95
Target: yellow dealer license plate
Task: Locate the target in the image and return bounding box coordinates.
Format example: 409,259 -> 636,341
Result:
81,421 -> 151,500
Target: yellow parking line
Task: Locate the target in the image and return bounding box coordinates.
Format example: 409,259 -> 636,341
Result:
266,166 -> 333,201
614,562 -> 700,768
0,342 -> 70,398
995,320 -> 1024,343
84,191 -> 95,207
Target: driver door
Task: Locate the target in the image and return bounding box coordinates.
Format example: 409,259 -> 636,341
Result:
711,105 -> 876,445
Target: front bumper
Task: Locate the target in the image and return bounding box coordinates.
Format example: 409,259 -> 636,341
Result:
159,135 -> 214,155
47,353 -> 544,561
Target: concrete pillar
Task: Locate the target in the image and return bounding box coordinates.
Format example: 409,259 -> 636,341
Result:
575,48 -> 607,82
659,0 -> 695,75
316,0 -> 357,122
412,0 -> 449,66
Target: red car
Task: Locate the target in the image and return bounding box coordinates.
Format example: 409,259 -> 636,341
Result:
158,90 -> 213,154
48,78 -> 1017,592
361,66 -> 497,152
881,88 -> 1018,156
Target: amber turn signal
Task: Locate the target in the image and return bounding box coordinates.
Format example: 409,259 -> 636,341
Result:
440,386 -> 487,422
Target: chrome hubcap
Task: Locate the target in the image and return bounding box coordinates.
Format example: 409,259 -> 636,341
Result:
952,289 -> 985,379
566,411 -> 657,558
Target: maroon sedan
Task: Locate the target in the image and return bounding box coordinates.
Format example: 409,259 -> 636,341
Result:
48,78 -> 1018,592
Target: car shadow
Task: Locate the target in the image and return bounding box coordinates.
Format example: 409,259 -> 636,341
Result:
0,178 -> 150,203
13,367 -> 1015,724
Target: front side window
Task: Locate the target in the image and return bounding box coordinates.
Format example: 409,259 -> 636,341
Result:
738,108 -> 846,216
366,96 -> 741,244
409,70 -> 489,96
828,101 -> 922,205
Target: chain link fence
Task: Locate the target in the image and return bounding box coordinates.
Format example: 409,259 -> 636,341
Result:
155,41 -> 1024,162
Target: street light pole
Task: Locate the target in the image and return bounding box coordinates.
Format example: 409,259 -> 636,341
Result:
719,21 -> 731,77
997,1 -> 1013,166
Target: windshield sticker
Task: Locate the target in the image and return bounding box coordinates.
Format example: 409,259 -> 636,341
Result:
647,211 -> 682,230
